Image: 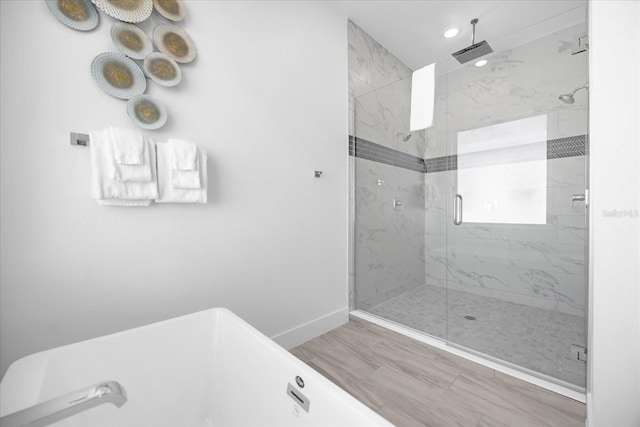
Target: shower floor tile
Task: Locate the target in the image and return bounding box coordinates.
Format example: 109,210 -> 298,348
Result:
366,285 -> 586,387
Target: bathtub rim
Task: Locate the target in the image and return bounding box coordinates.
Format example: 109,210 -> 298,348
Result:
1,307 -> 391,425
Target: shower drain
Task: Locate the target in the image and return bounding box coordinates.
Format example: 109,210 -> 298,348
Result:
464,315 -> 476,320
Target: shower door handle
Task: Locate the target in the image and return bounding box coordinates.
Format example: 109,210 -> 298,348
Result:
453,194 -> 463,225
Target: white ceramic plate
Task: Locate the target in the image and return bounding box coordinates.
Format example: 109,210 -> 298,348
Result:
153,0 -> 185,22
144,52 -> 182,87
91,52 -> 146,99
92,0 -> 153,23
111,23 -> 153,60
127,95 -> 167,130
153,23 -> 196,63
46,0 -> 99,31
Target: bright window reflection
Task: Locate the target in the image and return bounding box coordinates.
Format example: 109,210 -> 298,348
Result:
410,63 -> 436,131
457,115 -> 547,225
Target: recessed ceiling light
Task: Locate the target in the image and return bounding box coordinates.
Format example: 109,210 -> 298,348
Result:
443,28 -> 459,39
475,59 -> 488,67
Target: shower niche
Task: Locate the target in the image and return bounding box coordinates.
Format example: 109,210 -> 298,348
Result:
349,12 -> 588,392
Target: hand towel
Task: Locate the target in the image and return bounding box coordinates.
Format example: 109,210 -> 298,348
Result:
169,138 -> 197,170
103,127 -> 152,182
90,129 -> 158,204
107,136 -> 152,182
110,127 -> 144,165
156,142 -> 207,204
171,151 -> 201,189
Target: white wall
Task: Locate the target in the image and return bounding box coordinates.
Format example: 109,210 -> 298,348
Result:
0,1 -> 348,378
588,1 -> 640,426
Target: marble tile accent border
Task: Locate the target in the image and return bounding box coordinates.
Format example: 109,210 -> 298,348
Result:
547,135 -> 587,159
424,135 -> 587,174
349,135 -> 426,173
424,155 -> 457,174
351,135 -> 585,174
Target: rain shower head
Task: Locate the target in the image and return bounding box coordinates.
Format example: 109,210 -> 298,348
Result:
452,19 -> 493,64
559,83 -> 589,104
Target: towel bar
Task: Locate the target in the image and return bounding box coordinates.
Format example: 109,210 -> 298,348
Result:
70,132 -> 90,146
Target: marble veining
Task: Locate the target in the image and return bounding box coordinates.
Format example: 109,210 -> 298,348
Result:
426,24 -> 588,317
354,77 -> 426,158
350,21 -> 427,310
443,24 -> 588,139
348,20 -> 412,99
349,19 -> 588,386
354,157 -> 425,310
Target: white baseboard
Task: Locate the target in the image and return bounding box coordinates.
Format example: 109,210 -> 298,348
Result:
271,307 -> 349,350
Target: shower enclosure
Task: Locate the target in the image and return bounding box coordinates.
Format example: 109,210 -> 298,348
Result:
349,12 -> 588,391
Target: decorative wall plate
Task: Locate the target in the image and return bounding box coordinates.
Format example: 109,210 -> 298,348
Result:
91,52 -> 146,99
92,0 -> 153,23
143,52 -> 182,87
127,95 -> 167,130
153,23 -> 196,63
111,23 -> 153,60
46,0 -> 99,31
153,0 -> 185,22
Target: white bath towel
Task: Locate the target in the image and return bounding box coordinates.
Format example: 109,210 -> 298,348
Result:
90,129 -> 158,204
106,128 -> 152,182
111,127 -> 144,165
169,138 -> 197,170
156,142 -> 207,204
97,199 -> 151,207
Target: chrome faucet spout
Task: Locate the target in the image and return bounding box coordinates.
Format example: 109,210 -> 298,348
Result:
0,380 -> 127,427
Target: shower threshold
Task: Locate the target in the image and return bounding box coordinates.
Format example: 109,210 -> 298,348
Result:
350,310 -> 586,403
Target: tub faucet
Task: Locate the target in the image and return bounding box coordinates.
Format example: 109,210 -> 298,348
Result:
0,380 -> 127,427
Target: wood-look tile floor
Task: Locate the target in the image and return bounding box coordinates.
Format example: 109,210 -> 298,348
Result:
290,316 -> 585,427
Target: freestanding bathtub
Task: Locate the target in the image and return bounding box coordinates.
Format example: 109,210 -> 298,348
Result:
0,308 -> 391,426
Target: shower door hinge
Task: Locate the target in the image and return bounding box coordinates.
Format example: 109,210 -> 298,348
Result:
570,344 -> 588,363
585,188 -> 589,208
572,33 -> 589,55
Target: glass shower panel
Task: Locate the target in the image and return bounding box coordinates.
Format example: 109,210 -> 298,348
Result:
351,71 -> 446,338
444,23 -> 588,388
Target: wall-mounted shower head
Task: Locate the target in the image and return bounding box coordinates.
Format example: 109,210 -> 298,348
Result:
452,18 -> 494,64
397,132 -> 412,142
559,94 -> 575,104
559,83 -> 589,104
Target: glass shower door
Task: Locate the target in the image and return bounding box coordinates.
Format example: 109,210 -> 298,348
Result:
443,23 -> 588,389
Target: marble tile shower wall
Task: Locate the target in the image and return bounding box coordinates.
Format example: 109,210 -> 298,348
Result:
350,20 -> 587,317
427,24 -> 588,317
354,158 -> 426,309
349,20 -> 426,309
348,20 -> 410,99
